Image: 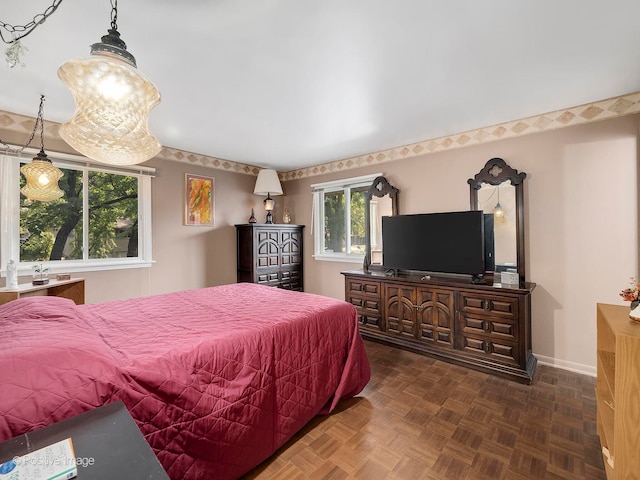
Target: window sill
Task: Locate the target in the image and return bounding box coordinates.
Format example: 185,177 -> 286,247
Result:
313,253 -> 364,264
6,259 -> 154,277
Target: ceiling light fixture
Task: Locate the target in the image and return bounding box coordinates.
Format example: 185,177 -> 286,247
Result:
57,0 -> 161,166
18,95 -> 64,202
253,169 -> 283,224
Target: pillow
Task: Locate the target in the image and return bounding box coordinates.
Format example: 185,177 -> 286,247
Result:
0,296 -> 79,324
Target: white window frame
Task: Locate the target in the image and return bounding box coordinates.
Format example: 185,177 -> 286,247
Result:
311,173 -> 381,263
1,148 -> 154,276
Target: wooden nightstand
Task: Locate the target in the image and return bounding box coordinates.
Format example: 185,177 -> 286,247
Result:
0,278 -> 85,306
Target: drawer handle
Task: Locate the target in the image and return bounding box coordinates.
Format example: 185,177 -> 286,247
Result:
484,342 -> 491,354
484,321 -> 490,332
484,300 -> 490,311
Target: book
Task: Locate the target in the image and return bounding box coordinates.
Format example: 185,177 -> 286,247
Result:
0,437 -> 77,480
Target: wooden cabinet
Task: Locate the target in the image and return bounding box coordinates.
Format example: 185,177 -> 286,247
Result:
236,224 -> 304,291
343,269 -> 536,383
0,278 -> 85,306
384,283 -> 455,348
596,303 -> 640,479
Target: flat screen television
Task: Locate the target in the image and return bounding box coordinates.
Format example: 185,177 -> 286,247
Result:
382,210 -> 486,276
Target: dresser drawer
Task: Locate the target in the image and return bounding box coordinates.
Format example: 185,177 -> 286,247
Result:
459,292 -> 519,319
460,312 -> 518,342
461,333 -> 519,365
348,294 -> 383,331
257,272 -> 280,284
346,278 -> 381,297
348,295 -> 381,312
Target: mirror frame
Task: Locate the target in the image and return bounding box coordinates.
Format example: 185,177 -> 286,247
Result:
468,158 -> 527,283
364,176 -> 398,268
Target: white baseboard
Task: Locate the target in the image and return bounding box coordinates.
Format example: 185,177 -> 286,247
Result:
534,353 -> 596,377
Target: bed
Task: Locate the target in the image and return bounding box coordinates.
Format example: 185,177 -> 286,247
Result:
0,282 -> 370,479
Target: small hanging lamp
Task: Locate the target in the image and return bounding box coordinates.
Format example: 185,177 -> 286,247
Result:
20,96 -> 64,202
493,185 -> 505,221
57,0 -> 161,165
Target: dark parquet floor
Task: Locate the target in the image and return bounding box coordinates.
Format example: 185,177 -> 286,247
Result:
245,340 -> 606,480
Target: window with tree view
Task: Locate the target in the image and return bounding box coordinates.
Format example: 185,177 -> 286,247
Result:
312,174 -> 379,262
2,153 -> 152,272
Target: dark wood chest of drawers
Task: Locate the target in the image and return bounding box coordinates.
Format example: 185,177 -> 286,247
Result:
236,224 -> 304,291
343,269 -> 536,383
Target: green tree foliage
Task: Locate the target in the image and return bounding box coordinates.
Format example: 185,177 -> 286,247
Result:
351,187 -> 366,253
87,172 -> 137,259
323,187 -> 366,254
19,168 -> 138,262
324,191 -> 345,253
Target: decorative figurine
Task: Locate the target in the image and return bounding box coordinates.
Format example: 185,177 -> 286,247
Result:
7,259 -> 18,289
283,208 -> 291,224
248,208 -> 257,223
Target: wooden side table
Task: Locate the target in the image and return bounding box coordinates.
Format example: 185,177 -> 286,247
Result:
0,278 -> 85,306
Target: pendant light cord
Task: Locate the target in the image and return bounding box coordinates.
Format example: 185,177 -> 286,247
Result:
0,95 -> 46,154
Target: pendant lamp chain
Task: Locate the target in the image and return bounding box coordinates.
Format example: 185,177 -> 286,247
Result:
0,0 -> 64,67
110,0 -> 118,30
0,95 -> 45,154
37,95 -> 46,152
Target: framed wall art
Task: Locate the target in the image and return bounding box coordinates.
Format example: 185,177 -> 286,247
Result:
185,174 -> 214,226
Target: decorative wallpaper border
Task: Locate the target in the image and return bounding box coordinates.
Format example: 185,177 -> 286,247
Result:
280,91 -> 640,181
157,146 -> 260,176
2,91 -> 639,180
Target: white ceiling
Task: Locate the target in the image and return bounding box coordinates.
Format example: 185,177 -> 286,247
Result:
2,0 -> 640,171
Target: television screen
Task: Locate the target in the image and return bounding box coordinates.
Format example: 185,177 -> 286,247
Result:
382,211 -> 485,275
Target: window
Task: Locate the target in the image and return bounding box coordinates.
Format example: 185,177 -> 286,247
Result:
312,173 -> 380,262
1,150 -> 153,274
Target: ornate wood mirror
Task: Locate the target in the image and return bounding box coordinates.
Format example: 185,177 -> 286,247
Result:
364,176 -> 398,267
468,158 -> 527,282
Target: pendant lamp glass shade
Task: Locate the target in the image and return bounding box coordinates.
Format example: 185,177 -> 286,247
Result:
57,6 -> 161,166
20,150 -> 64,202
493,186 -> 505,220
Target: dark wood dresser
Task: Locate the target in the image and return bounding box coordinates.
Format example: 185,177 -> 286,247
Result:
343,269 -> 536,383
236,224 -> 304,291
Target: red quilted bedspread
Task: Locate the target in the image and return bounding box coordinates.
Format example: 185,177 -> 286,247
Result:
0,283 -> 370,479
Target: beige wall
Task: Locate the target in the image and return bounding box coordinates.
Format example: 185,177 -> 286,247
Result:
3,113 -> 638,374
83,157 -> 278,302
3,154 -> 269,303
284,115 -> 640,374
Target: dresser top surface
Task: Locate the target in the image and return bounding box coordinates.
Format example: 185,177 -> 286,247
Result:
342,269 -> 535,293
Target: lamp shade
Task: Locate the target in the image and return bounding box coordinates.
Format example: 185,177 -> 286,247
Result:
57,53 -> 161,166
253,169 -> 283,196
20,151 -> 64,202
